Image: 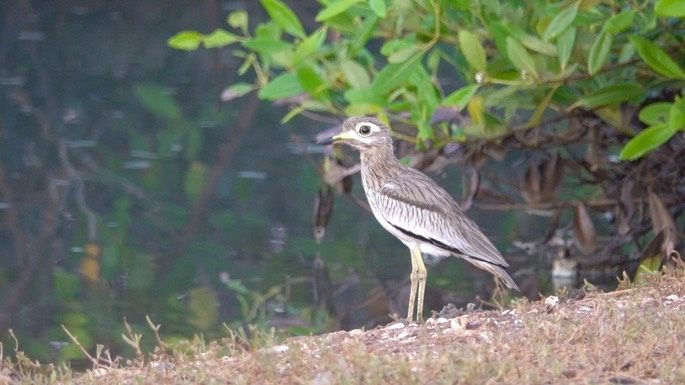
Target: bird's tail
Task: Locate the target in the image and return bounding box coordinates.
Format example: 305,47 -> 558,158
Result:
467,258 -> 520,291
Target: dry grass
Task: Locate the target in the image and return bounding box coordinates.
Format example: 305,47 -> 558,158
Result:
3,274 -> 685,384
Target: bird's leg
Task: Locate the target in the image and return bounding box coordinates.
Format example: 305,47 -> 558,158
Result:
414,245 -> 427,323
407,247 -> 419,322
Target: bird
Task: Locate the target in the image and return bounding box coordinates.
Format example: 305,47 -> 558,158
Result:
317,116 -> 519,322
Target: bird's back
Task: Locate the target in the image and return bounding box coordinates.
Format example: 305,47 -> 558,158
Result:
362,160 -> 519,290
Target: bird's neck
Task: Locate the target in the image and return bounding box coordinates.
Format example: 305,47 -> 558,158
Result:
360,142 -> 403,186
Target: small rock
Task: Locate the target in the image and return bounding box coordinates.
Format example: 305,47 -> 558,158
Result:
450,318 -> 464,332
387,322 -> 405,330
545,296 -> 559,307
90,368 -> 109,377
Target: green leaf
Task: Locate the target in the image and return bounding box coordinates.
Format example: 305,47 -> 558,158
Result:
371,52 -> 423,94
203,29 -> 239,48
605,9 -> 635,34
281,105 -> 306,123
426,49 -> 442,74
443,84 -> 480,110
458,30 -> 487,72
634,255 -> 662,284
417,120 -> 435,141
167,31 -> 203,51
381,35 -> 416,56
221,83 -> 254,102
506,37 -> 538,78
344,103 -> 382,116
344,88 -> 385,106
629,35 -> 685,80
388,45 -> 421,63
134,84 -> 182,120
369,0 -> 387,18
543,2 -> 579,41
242,38 -> 292,54
619,123 -> 678,160
259,0 -> 306,38
467,95 -> 485,125
618,43 -> 635,64
638,103 -> 671,125
296,65 -> 325,96
526,87 -> 558,128
556,27 -> 576,71
655,0 -> 685,17
340,59 -> 370,88
502,22 -> 557,55
587,30 -> 612,75
670,96 -> 685,131
316,0 -> 363,22
258,73 -> 304,100
568,82 -> 642,111
350,15 -> 378,54
294,27 -> 328,64
410,67 -> 440,112
227,10 -> 248,32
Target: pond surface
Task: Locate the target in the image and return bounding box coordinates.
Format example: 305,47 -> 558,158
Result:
0,0 -> 554,363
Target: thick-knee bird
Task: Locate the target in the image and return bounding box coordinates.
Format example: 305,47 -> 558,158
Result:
317,116 -> 519,322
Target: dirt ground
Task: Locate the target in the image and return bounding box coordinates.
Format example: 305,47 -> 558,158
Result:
4,274 -> 685,384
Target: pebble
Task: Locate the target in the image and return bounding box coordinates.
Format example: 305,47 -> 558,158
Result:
387,322 -> 406,330
545,296 -> 559,307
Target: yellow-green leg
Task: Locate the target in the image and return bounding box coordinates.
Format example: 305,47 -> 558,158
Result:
407,248 -> 418,321
407,245 -> 427,322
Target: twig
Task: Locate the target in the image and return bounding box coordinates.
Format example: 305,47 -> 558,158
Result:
145,315 -> 168,351
61,324 -> 100,369
473,197 -> 658,212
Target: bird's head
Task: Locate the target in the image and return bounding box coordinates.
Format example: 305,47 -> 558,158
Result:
317,116 -> 393,152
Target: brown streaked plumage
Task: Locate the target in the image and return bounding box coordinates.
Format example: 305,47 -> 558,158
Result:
318,116 -> 519,322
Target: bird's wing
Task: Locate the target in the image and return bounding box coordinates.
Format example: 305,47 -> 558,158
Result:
375,169 -> 510,270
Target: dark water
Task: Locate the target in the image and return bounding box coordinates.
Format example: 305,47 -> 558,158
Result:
0,0 -> 566,364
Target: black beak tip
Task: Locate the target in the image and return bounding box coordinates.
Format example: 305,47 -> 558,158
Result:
316,137 -> 335,145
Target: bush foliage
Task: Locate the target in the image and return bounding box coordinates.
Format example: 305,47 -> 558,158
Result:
170,0 -> 685,159
170,0 -> 684,282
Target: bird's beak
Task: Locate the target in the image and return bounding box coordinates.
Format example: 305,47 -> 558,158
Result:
316,131 -> 354,145
316,135 -> 336,145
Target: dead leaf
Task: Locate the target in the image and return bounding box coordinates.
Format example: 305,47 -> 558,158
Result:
313,186 -> 335,244
573,202 -> 597,254
635,231 -> 667,284
648,192 -> 676,236
543,208 -> 563,243
460,167 -> 480,211
648,191 -> 677,257
322,156 -> 358,194
520,161 -> 542,204
541,152 -> 564,201
520,155 -> 564,204
585,126 -> 601,171
615,206 -> 631,236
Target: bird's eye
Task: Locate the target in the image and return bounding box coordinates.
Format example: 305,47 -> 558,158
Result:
358,124 -> 372,136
